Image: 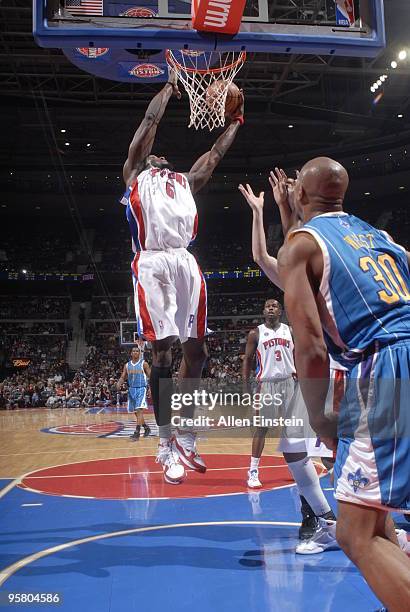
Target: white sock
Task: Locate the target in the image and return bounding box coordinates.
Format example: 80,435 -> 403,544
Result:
158,423 -> 172,443
250,457 -> 260,470
287,457 -> 331,516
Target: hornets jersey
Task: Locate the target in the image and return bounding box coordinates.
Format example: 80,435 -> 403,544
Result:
127,358 -> 146,388
121,167 -> 198,251
294,212 -> 410,365
255,323 -> 296,380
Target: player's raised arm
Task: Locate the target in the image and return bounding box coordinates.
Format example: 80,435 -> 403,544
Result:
238,183 -> 283,289
187,94 -> 244,195
269,168 -> 301,237
116,364 -> 128,391
278,232 -> 334,437
123,71 -> 181,187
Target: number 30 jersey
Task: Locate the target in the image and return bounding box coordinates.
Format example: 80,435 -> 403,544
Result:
255,323 -> 296,380
293,212 -> 410,365
122,167 -> 198,251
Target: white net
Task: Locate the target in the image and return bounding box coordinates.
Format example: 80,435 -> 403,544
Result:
166,50 -> 246,131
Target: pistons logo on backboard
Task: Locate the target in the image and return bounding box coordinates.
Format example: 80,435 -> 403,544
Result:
77,47 -> 109,58
120,7 -> 157,17
129,64 -> 165,78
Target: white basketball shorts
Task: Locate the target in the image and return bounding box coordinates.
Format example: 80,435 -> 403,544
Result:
131,248 -> 207,343
279,368 -> 346,455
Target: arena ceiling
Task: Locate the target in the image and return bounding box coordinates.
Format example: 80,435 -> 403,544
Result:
1,0 -> 410,207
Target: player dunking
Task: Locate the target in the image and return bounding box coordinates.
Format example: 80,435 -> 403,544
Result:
279,157 -> 410,608
117,346 -> 150,440
121,70 -> 244,484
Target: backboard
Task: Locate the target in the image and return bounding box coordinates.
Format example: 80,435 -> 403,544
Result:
120,320 -> 147,347
34,0 -> 385,57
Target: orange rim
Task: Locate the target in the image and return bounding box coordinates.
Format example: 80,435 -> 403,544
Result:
165,49 -> 246,75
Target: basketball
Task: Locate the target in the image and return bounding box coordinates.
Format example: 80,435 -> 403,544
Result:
205,80 -> 242,116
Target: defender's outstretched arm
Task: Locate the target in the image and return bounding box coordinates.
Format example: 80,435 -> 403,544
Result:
123,73 -> 180,186
238,183 -> 282,289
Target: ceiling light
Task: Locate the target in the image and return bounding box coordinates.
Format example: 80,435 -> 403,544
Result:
86,143 -> 91,147
99,208 -> 104,211
399,186 -> 405,190
364,192 -> 371,196
65,142 -> 70,146
60,129 -> 66,133
22,269 -> 27,274
224,206 -> 230,209
398,50 -> 407,61
391,61 -> 398,69
398,114 -> 403,118
370,86 -> 375,92
376,79 -> 382,86
288,124 -> 294,128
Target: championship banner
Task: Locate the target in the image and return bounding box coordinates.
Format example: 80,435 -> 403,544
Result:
335,0 -> 355,27
192,0 -> 246,35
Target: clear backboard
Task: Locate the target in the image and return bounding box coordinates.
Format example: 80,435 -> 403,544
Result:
34,0 -> 385,57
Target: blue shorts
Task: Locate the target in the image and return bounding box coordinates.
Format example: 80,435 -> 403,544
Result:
334,340 -> 410,512
127,387 -> 147,413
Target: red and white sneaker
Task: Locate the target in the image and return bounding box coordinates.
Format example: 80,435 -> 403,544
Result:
156,441 -> 186,485
174,431 -> 207,473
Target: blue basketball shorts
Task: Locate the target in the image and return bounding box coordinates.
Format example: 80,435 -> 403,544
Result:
334,340 -> 410,513
127,387 -> 147,413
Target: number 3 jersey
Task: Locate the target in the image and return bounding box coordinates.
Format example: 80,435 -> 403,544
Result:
122,167 -> 198,251
255,323 -> 296,380
293,212 -> 410,366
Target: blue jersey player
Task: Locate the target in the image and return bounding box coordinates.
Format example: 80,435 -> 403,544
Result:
117,346 -> 151,440
278,156 -> 410,610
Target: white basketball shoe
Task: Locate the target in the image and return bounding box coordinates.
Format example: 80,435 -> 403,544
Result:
174,430 -> 207,473
247,469 -> 262,489
295,518 -> 338,554
156,440 -> 186,485
396,529 -> 410,555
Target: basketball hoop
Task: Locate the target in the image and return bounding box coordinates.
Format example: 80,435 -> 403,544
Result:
166,49 -> 246,131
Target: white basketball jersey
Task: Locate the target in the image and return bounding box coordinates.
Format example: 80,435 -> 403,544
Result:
255,323 -> 296,380
127,167 -> 198,251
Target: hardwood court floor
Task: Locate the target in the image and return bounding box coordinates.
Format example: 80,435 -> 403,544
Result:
0,408 -> 387,612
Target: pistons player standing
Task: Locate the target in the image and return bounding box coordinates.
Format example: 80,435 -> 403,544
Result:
121,70 -> 244,484
243,298 -> 336,540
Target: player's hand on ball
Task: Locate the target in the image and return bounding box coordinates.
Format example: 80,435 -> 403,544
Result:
237,89 -> 244,116
238,183 -> 264,212
167,67 -> 181,100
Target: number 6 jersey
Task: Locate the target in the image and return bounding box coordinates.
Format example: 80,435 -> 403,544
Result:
121,167 -> 198,252
255,323 -> 296,380
292,212 -> 410,367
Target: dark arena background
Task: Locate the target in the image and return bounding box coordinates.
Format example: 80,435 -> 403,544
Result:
1,1 -> 410,611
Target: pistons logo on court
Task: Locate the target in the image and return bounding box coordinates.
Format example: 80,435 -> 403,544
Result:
120,7 -> 157,17
129,64 -> 165,78
76,47 -> 109,58
41,420 -> 155,439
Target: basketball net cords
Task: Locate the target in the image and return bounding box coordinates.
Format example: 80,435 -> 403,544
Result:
167,51 -> 245,131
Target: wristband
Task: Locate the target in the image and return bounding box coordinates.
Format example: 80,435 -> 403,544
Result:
232,115 -> 244,125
